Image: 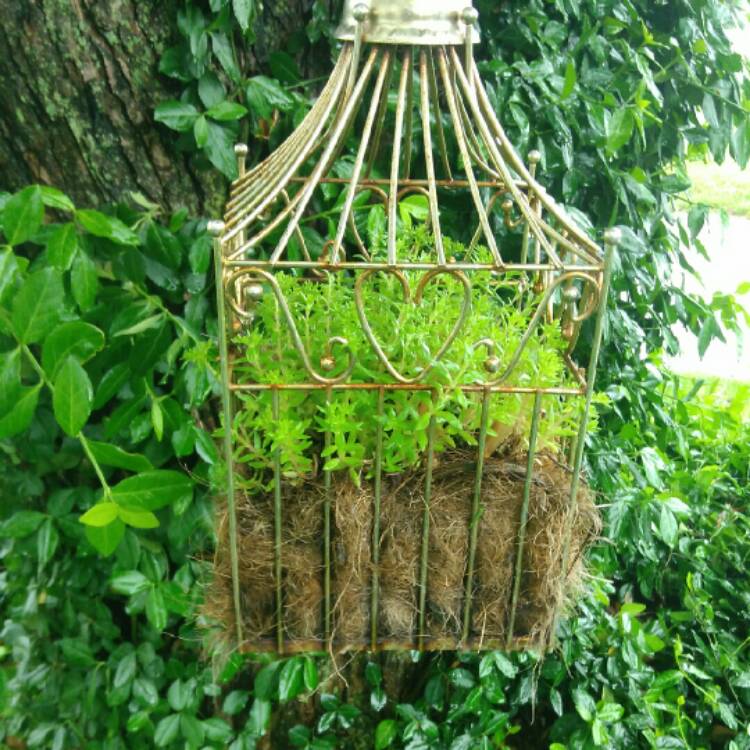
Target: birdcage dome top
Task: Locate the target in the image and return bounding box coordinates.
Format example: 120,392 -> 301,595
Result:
217,1 -> 602,279
335,0 -> 480,46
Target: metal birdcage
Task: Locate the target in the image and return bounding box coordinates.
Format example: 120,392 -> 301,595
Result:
207,0 -> 619,655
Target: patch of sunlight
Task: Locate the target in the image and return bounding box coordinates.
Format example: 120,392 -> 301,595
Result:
686,159 -> 750,219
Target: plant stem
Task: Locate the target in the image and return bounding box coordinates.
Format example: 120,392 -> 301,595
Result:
79,433 -> 112,497
20,344 -> 111,498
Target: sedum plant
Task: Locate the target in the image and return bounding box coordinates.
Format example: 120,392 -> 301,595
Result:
230,225 -> 592,491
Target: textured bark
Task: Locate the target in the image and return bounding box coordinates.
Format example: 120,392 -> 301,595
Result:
0,0 -> 315,213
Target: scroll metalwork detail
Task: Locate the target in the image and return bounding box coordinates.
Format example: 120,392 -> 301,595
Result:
354,268 -> 472,383
472,271 -> 601,387
224,268 -> 356,385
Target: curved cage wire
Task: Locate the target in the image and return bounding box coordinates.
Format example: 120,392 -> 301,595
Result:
209,6 -> 619,655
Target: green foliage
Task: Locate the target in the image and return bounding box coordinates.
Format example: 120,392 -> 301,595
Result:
2,0 -> 750,749
234,226 -> 582,487
0,188 -> 235,747
153,0 -> 317,179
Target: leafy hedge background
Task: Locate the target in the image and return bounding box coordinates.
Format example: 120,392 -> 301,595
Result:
1,0 -> 750,748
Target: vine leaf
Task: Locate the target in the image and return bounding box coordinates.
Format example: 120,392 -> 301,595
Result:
111,471 -> 193,511
11,268 -> 64,344
53,356 -> 93,437
1,185 -> 43,246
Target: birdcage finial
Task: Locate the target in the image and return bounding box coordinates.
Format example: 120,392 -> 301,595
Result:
336,0 -> 480,45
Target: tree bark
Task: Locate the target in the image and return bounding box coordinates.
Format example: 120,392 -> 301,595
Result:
0,0 -> 316,214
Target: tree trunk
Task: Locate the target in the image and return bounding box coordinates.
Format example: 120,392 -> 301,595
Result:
0,0 -> 316,214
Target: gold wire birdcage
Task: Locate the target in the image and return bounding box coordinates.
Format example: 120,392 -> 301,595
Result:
207,0 -> 620,655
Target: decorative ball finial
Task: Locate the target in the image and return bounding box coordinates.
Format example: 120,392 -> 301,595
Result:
234,143 -> 249,156
244,283 -> 264,303
352,2 -> 370,22
563,286 -> 581,302
528,149 -> 542,165
484,355 -> 501,374
207,220 -> 225,237
461,6 -> 479,26
320,355 -> 337,372
604,227 -> 622,246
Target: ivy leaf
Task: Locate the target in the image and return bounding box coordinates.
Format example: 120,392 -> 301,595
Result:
111,470 -> 193,511
180,714 -> 204,747
11,268 -> 64,344
247,698 -> 271,736
194,114 -> 209,148
84,515 -> 125,555
493,652 -> 517,678
37,518 -> 59,568
204,121 -> 238,179
211,32 -> 241,83
269,51 -> 301,84
303,657 -> 319,691
167,678 -> 190,712
223,690 -> 250,715
203,718 -> 233,743
246,76 -> 294,119
206,101 -> 248,121
39,186 -> 75,213
592,718 -> 608,746
79,502 -> 119,527
0,348 -> 21,414
2,186 -> 44,246
46,223 -> 79,270
53,356 -> 93,437
0,248 -> 22,303
114,652 -> 137,689
154,101 -> 200,132
154,714 -> 180,747
111,571 -> 150,595
0,385 -> 41,439
561,60 -> 577,100
730,119 -> 750,169
598,702 -> 625,722
75,209 -> 139,245
118,507 -> 159,529
278,657 -> 304,702
86,440 -> 153,472
144,222 -> 182,269
42,321 -> 105,377
146,585 -> 168,630
198,72 -> 226,108
659,505 -> 678,548
573,688 -> 596,722
606,108 -> 634,153
71,250 -> 99,311
375,719 -> 398,750
1,510 -> 46,538
254,662 -> 281,700
550,688 -> 563,716
232,0 -> 253,32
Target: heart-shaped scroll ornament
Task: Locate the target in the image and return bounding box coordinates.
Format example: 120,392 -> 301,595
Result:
354,267 -> 472,383
225,268 -> 356,385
